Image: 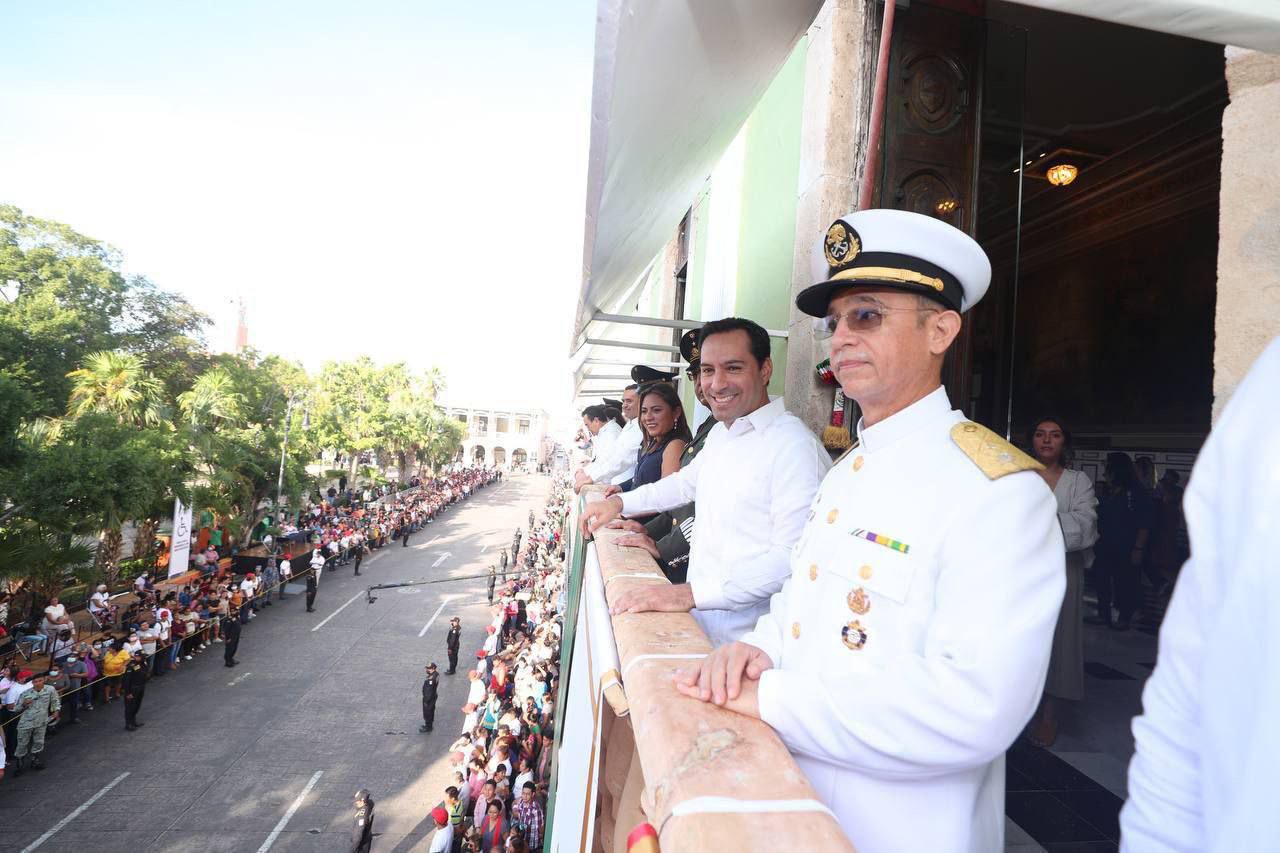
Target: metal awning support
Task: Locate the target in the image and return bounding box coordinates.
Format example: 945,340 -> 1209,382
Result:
593,311 -> 702,331
579,311 -> 789,350
584,358 -> 683,369
584,337 -> 680,354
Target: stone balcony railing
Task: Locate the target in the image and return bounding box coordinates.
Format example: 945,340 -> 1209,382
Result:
572,486 -> 853,852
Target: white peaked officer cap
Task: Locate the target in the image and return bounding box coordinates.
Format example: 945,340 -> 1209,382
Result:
795,208 -> 993,317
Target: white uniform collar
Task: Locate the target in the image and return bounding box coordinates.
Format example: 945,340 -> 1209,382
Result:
855,385 -> 952,452
726,395 -> 785,435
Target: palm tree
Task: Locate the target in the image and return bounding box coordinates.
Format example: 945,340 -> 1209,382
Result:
0,523 -> 94,601
422,366 -> 446,400
66,350 -> 166,426
66,351 -> 168,583
178,368 -> 244,429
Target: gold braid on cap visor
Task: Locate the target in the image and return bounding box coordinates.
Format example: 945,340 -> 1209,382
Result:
829,266 -> 946,292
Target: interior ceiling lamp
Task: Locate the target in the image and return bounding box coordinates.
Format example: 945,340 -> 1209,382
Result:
1046,163 -> 1079,187
935,198 -> 959,214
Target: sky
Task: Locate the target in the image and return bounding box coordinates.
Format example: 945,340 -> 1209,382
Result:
0,1 -> 595,415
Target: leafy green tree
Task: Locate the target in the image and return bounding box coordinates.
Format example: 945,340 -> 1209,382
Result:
115,276 -> 212,401
312,357 -> 397,482
0,205 -> 131,416
3,413 -> 191,586
179,353 -> 312,538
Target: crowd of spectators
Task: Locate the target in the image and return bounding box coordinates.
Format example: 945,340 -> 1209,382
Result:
429,479 -> 571,853
0,466 -> 503,780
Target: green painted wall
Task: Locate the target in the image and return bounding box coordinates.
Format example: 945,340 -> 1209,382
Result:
736,41 -> 806,396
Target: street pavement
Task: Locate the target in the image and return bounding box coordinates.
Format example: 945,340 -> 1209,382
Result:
3,473 -> 551,853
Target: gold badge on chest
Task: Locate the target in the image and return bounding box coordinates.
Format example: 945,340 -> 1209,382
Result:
847,586 -> 870,615
841,620 -> 868,651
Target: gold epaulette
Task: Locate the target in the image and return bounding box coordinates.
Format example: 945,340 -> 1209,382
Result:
950,421 -> 1043,480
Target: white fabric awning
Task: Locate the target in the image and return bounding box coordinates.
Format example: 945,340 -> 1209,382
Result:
572,0 -> 824,346
1014,0 -> 1280,53
571,0 -> 1277,356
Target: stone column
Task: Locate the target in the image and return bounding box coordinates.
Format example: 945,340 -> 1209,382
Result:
1214,47 -> 1280,419
783,0 -> 878,434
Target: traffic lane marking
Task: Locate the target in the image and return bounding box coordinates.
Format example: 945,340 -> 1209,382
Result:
20,772 -> 131,852
310,590 -> 366,631
418,594 -> 467,637
256,770 -> 324,853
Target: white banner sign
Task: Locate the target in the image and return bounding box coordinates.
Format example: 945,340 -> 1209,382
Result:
169,498 -> 193,579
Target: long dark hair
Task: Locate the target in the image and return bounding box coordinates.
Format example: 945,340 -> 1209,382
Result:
1026,415 -> 1072,465
639,383 -> 692,449
1105,452 -> 1139,491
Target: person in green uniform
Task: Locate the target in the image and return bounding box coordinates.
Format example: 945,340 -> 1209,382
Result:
13,673 -> 60,775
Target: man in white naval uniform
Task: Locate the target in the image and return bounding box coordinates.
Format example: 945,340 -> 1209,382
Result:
1120,338 -> 1280,852
676,209 -> 1066,852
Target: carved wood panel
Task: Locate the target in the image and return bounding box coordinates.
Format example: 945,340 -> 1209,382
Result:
876,1 -> 985,411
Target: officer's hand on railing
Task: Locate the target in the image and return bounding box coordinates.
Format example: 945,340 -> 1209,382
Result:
606,519 -> 646,534
616,533 -> 660,560
579,496 -> 624,538
675,641 -> 774,714
602,484 -> 622,498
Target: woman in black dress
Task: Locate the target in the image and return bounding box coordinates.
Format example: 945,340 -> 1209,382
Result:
620,383 -> 691,492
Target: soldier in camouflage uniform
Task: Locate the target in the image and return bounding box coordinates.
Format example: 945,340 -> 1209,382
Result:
14,673 -> 60,775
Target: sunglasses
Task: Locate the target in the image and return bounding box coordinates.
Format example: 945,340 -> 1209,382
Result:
812,304 -> 939,340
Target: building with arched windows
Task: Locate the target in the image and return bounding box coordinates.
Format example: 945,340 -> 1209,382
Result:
444,404 -> 551,470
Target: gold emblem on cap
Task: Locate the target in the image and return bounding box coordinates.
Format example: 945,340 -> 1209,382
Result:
847,587 -> 870,615
824,221 -> 861,267
841,620 -> 868,651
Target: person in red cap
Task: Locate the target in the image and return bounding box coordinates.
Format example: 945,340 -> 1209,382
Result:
427,804 -> 453,853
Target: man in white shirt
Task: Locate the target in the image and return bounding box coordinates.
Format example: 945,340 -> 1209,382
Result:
427,806 -> 453,853
608,386 -> 644,484
239,574 -> 257,620
138,621 -> 159,660
574,406 -> 620,490
3,671 -> 32,710
581,318 -> 830,647
278,555 -> 293,599
310,547 -> 326,578
1120,338 -> 1280,852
